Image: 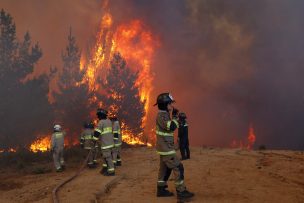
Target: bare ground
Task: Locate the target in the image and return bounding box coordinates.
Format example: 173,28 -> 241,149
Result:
1,147 -> 304,203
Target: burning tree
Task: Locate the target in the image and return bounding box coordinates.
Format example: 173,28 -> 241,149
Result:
52,28 -> 93,142
0,9 -> 52,149
98,53 -> 145,138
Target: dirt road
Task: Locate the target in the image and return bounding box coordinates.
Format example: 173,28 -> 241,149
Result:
1,147 -> 304,202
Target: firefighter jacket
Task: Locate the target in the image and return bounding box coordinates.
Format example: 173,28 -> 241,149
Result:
178,120 -> 188,143
94,119 -> 114,150
80,129 -> 96,149
51,131 -> 65,150
113,120 -> 122,147
156,110 -> 179,155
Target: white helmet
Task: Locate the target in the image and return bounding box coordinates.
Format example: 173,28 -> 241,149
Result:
54,124 -> 61,131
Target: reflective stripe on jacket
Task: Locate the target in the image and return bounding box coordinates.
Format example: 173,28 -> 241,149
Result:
156,110 -> 178,155
80,129 -> 95,149
113,120 -> 122,146
51,131 -> 65,149
96,119 -> 114,150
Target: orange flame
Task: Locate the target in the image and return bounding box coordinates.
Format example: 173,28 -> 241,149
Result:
29,134 -> 79,153
231,123 -> 256,149
80,8 -> 158,145
0,148 -> 17,153
113,20 -> 157,120
247,124 -> 256,149
30,136 -> 51,152
8,148 -> 17,152
121,122 -> 152,146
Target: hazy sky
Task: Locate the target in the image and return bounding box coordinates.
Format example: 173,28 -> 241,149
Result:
2,0 -> 304,149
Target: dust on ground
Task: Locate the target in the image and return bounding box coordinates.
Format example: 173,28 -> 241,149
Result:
1,147 -> 304,203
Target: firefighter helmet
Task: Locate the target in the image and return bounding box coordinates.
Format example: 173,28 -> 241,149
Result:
154,93 -> 175,106
84,121 -> 94,129
110,116 -> 118,121
54,124 -> 61,131
179,112 -> 187,119
96,108 -> 108,119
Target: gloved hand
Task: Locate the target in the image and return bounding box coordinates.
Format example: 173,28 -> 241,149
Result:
172,108 -> 179,117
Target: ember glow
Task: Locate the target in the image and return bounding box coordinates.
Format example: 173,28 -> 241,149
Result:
0,148 -> 17,153
30,136 -> 51,152
121,122 -> 152,146
81,9 -> 158,146
231,124 -> 256,149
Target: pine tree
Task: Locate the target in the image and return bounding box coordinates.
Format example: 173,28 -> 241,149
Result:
0,9 -> 52,149
98,53 -> 145,137
53,28 -> 93,142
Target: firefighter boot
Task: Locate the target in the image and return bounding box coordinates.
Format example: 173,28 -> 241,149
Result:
100,167 -> 107,175
157,186 -> 174,197
176,189 -> 194,199
116,160 -> 121,166
104,171 -> 115,176
56,167 -> 63,172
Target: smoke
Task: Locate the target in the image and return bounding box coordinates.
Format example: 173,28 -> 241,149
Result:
2,0 -> 304,149
1,0 -> 103,74
107,0 -> 304,149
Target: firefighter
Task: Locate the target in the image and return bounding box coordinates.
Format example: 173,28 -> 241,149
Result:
94,108 -> 115,176
178,112 -> 190,160
51,124 -> 66,172
80,121 -> 98,168
111,116 -> 122,166
154,93 -> 194,199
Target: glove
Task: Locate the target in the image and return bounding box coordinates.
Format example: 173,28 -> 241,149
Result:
172,108 -> 179,117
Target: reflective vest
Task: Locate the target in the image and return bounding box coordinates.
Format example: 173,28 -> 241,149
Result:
80,129 -> 95,149
113,120 -> 122,147
95,119 -> 114,150
155,110 -> 179,155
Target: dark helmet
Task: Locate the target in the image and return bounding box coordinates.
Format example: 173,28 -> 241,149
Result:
84,121 -> 95,129
179,112 -> 187,119
110,116 -> 118,121
154,93 -> 175,106
96,108 -> 108,119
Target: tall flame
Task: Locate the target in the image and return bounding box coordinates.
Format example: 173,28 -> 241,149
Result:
28,7 -> 157,150
231,123 -> 256,149
81,9 -> 157,145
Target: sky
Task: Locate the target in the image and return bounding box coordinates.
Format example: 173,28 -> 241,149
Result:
2,0 -> 304,149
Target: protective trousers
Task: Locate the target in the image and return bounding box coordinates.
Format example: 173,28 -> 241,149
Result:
157,154 -> 185,192
53,147 -> 64,170
116,146 -> 121,164
93,144 -> 99,164
86,148 -> 98,165
102,148 -> 115,174
112,147 -> 118,165
179,139 -> 190,159
112,146 -> 122,164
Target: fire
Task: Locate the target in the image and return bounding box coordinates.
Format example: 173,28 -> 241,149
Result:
247,124 -> 256,149
121,122 -> 152,146
0,148 -> 17,153
80,7 -> 158,145
8,148 -> 17,152
231,123 -> 256,149
113,20 -> 157,117
30,136 -> 51,152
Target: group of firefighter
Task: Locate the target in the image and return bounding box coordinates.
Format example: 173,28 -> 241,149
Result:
50,92 -> 194,199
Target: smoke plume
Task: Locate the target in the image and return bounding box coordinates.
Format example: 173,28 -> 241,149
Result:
2,0 -> 304,149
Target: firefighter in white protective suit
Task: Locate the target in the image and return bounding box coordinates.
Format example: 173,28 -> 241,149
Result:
51,124 -> 66,172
